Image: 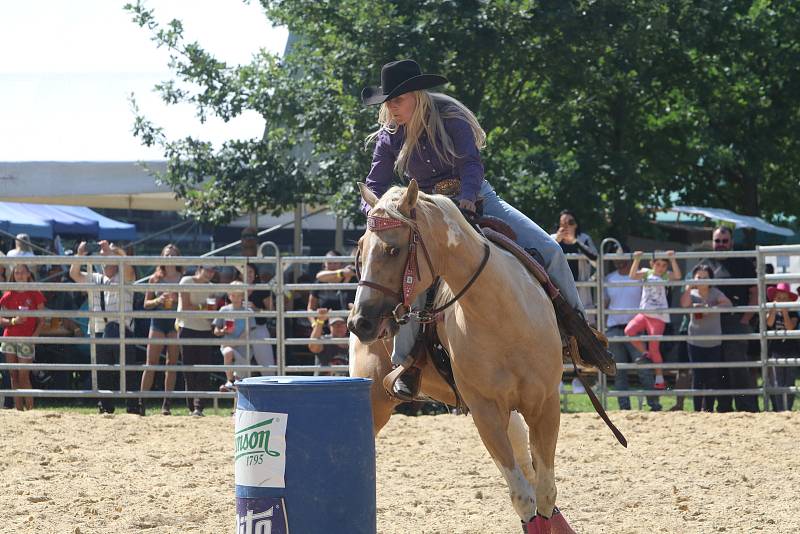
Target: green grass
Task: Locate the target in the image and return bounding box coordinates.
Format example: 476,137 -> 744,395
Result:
561,387 -> 798,413
561,390 -> 680,412
9,383 -> 800,415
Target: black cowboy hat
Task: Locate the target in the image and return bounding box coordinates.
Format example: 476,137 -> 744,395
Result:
361,59 -> 448,106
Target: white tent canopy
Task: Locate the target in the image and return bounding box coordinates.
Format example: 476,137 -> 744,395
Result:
228,208 -> 361,231
668,206 -> 794,237
0,161 -> 184,211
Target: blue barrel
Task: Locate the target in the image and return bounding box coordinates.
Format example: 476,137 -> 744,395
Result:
234,376 -> 375,534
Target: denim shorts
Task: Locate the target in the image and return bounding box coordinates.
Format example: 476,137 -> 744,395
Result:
150,318 -> 177,335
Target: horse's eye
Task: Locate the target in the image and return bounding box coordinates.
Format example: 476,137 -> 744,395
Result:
387,247 -> 400,257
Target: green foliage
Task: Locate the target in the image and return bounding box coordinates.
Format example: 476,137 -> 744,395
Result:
125,0 -> 800,239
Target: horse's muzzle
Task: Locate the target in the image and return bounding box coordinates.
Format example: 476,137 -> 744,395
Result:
348,309 -> 398,344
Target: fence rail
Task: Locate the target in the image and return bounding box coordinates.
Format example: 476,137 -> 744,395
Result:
0,244 -> 798,411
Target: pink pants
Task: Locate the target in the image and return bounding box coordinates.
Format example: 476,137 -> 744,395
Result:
624,313 -> 666,363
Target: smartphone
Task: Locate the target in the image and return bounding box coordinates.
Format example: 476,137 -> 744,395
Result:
85,242 -> 101,255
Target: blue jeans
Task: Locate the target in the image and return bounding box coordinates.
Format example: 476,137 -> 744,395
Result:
768,349 -> 796,412
717,318 -> 758,413
607,325 -> 661,411
391,180 -> 584,366
688,344 -> 722,412
1,363 -> 13,408
479,181 -> 584,314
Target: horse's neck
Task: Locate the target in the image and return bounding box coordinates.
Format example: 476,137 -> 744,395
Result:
425,208 -> 492,311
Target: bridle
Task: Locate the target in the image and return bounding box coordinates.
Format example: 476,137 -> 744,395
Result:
355,207 -> 491,324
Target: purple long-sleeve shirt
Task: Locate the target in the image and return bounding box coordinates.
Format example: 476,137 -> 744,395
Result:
362,115 -> 485,213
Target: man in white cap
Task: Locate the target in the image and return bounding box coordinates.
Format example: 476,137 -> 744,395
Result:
308,308 -> 349,375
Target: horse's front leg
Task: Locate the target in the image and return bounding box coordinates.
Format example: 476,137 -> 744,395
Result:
508,410 -> 536,486
465,393 -> 537,523
523,393 -> 577,534
349,335 -> 398,436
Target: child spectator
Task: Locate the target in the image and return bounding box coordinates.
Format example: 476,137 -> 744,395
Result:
239,264 -> 275,373
308,308 -> 349,376
626,250 -> 682,389
603,249 -> 661,411
213,281 -> 256,391
765,283 -> 799,411
0,264 -> 46,410
679,264 -> 732,411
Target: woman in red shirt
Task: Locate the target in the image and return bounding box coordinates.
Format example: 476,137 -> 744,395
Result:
0,264 -> 46,410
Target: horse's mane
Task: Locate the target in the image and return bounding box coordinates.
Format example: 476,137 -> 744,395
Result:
373,186 -> 418,230
373,185 -> 483,310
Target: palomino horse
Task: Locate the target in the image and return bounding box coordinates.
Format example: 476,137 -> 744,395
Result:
348,180 -> 575,533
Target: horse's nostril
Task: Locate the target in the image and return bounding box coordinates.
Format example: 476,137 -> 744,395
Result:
355,316 -> 373,334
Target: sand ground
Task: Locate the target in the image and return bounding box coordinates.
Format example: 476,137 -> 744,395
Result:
0,410 -> 798,533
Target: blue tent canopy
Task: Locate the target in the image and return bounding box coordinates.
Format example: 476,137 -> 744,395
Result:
0,203 -> 54,239
50,205 -> 137,241
0,202 -> 136,241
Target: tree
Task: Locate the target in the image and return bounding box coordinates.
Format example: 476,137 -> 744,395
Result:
126,0 -> 800,241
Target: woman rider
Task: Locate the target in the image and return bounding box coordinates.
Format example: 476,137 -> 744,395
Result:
360,60 -> 614,397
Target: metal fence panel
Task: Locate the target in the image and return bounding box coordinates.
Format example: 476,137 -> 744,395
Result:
1,245 -> 799,411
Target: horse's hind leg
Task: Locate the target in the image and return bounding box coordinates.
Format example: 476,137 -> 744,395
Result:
470,400 -> 536,522
526,393 -> 561,519
508,410 -> 536,485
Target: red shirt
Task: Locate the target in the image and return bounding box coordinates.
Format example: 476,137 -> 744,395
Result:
0,291 -> 46,337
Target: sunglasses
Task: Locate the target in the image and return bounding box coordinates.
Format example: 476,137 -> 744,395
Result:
713,238 -> 730,244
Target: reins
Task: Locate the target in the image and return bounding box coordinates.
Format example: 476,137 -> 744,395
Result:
356,207 -> 490,324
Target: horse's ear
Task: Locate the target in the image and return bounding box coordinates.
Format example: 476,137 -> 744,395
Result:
398,179 -> 419,215
358,182 -> 378,209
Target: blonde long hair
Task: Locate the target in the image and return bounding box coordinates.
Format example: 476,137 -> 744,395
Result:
366,91 -> 486,179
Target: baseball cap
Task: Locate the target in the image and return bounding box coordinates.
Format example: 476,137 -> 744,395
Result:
328,316 -> 346,325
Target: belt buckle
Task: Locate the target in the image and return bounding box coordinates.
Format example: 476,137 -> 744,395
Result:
433,178 -> 461,198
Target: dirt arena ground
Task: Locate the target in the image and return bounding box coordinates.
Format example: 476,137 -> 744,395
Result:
0,409 -> 798,533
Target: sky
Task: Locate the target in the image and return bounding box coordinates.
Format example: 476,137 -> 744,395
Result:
0,0 -> 288,161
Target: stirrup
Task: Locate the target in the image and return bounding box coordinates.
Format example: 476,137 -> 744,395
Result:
589,326 -> 608,348
383,365 -> 421,402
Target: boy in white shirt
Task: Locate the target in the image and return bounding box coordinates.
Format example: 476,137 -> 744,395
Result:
213,281 -> 256,391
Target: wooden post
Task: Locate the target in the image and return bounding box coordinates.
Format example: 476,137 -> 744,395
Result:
293,204 -> 303,281
335,215 -> 344,253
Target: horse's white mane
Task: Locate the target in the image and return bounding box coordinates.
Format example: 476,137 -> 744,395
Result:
419,193 -> 482,240
374,185 -> 481,241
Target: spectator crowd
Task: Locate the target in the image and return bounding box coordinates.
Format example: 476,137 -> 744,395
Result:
0,235 -> 355,415
1,219 -> 797,416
